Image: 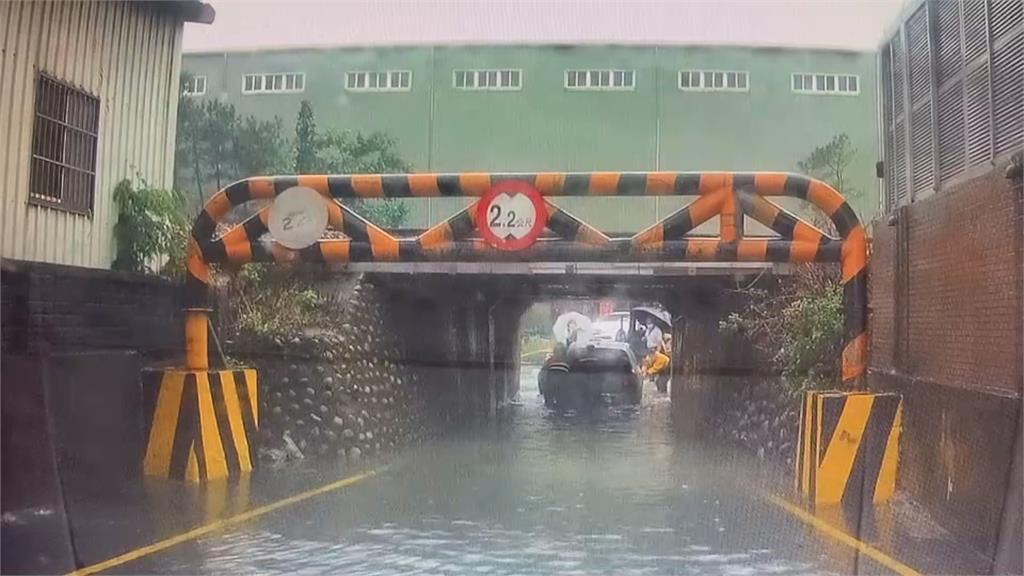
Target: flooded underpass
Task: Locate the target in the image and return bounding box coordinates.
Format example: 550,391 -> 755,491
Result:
93,363 -> 989,576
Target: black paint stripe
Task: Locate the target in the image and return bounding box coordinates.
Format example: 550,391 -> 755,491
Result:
448,210 -> 476,240
809,394 -> 818,502
381,175 -> 412,197
661,207 -> 696,238
770,210 -> 797,238
436,175 -> 461,196
766,241 -> 792,262
209,373 -> 240,477
716,242 -> 737,261
192,212 -> 217,243
349,242 -> 373,262
273,176 -> 298,195
733,173 -> 756,191
399,241 -> 425,261
249,242 -> 274,262
328,176 -> 355,198
816,240 -> 842,262
675,174 -> 701,195
342,211 -> 371,242
820,395 -> 845,473
855,395 -> 900,505
563,174 -> 591,196
617,173 -> 648,195
201,239 -> 228,264
547,208 -> 583,240
784,175 -> 811,200
299,244 -> 325,263
242,215 -> 268,242
233,370 -> 258,467
832,203 -> 859,238
142,372 -> 163,444
224,180 -> 250,206
843,269 -> 868,342
169,374 -> 198,480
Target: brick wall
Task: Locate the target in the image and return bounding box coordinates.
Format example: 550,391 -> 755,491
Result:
870,162 -> 1023,394
1,259 -> 183,360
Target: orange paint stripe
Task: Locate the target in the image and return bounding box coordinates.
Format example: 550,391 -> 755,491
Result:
367,227 -> 399,261
589,172 -> 620,195
746,194 -> 782,229
223,239 -> 252,264
319,240 -> 350,263
219,225 -> 248,246
575,224 -> 610,246
689,189 -> 727,226
737,239 -> 768,261
645,172 -> 676,195
204,191 -> 232,221
790,240 -> 821,263
632,224 -> 664,248
686,239 -> 718,260
792,221 -> 824,244
720,191 -> 738,243
459,173 -> 492,196
754,173 -> 788,195
842,333 -> 867,382
185,239 -> 210,284
248,178 -> 276,200
408,174 -> 440,197
534,173 -> 565,195
351,175 -> 383,198
807,180 -> 845,216
419,222 -> 453,251
326,202 -> 343,229
841,225 -> 868,282
298,175 -> 330,197
698,173 -> 731,195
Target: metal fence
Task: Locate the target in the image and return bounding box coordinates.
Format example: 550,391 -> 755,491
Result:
881,0 -> 1023,211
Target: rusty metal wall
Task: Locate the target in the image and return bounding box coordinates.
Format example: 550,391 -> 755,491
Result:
0,1 -> 184,268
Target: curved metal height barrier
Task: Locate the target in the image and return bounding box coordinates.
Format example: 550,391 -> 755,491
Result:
184,171 -> 867,387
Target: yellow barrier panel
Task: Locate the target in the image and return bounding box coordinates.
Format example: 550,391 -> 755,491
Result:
795,391 -> 902,506
142,369 -> 258,483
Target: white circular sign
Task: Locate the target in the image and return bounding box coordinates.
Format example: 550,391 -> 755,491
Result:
485,192 -> 538,240
268,186 -> 329,249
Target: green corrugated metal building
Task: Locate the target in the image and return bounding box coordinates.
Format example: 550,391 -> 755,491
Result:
182,44 -> 880,231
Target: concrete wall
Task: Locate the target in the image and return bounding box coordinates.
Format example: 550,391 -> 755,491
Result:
867,161 -> 1022,564
0,2 -> 185,268
1,259 -> 183,360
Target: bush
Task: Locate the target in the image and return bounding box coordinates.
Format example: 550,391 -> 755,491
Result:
111,179 -> 188,276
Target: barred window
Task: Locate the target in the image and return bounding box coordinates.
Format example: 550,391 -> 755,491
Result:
30,74 -> 99,215
565,69 -> 635,90
242,72 -> 305,94
346,70 -> 412,92
182,75 -> 206,96
791,72 -> 859,95
679,70 -> 748,92
453,69 -> 522,91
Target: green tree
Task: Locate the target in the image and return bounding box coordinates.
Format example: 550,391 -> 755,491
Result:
797,133 -> 858,199
293,100 -> 318,173
111,179 -> 188,275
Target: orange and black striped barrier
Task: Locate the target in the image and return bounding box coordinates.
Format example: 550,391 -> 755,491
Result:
796,391 -> 902,505
142,369 -> 258,483
184,171 -> 867,387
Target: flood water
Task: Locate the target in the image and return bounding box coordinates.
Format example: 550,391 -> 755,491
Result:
118,365 -> 913,575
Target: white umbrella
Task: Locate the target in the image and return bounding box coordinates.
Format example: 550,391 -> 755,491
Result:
552,312 -> 593,347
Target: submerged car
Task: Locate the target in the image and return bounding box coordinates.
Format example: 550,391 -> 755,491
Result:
538,340 -> 643,407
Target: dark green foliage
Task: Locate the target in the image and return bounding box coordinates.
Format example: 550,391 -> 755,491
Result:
111,179 -> 188,275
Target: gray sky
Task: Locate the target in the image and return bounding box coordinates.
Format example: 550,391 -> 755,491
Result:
184,0 -> 908,53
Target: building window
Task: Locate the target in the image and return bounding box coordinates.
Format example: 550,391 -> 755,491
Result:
182,75 -> 206,96
29,74 -> 99,215
678,70 -> 749,92
453,69 -> 522,91
242,72 -> 305,94
565,69 -> 635,90
791,73 -> 859,95
345,70 -> 412,92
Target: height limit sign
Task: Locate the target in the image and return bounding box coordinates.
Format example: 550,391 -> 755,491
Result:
476,180 -> 548,251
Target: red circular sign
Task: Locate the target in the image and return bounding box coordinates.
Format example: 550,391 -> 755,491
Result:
476,180 -> 548,251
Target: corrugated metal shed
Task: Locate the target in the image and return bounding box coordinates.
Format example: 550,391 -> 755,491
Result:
1,1 -> 185,268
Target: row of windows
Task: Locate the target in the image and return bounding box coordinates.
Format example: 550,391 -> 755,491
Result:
185,70 -> 862,96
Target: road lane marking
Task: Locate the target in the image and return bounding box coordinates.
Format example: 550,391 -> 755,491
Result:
764,493 -> 921,576
67,468 -> 382,576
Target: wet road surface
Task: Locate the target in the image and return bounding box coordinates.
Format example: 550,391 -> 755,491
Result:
67,366 -> 991,575
104,366 -> 912,575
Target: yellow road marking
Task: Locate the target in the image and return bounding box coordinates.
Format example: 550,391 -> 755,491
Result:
764,493 -> 921,576
67,468 -> 382,576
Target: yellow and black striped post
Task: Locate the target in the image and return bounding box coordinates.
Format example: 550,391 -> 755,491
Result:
142,369 -> 258,483
796,391 -> 902,506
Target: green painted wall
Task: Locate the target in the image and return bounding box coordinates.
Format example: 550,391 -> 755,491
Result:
183,44 -> 879,231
